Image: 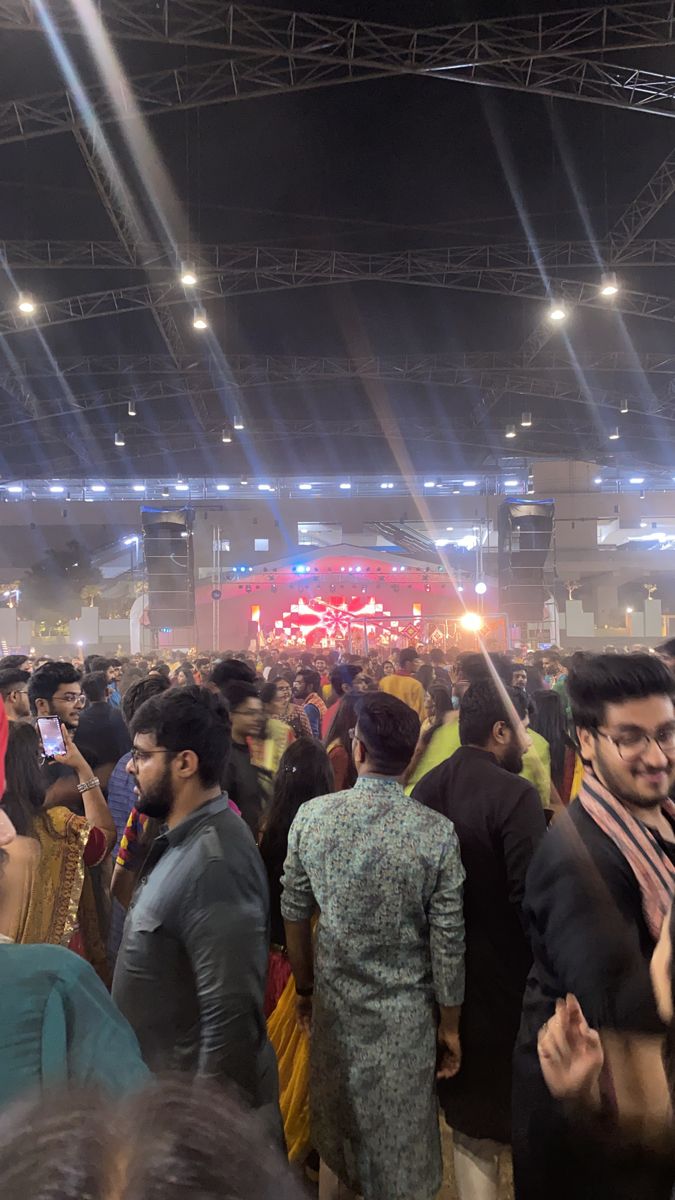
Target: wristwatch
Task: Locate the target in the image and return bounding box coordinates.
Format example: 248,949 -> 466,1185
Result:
77,776 -> 100,794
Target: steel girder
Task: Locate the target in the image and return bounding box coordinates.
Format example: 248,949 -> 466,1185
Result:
610,146 -> 675,250
3,235 -> 675,270
0,253 -> 674,335
1,350 -> 674,383
0,48 -> 673,148
1,2 -> 674,65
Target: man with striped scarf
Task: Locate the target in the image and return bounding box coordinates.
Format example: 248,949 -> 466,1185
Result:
513,653 -> 675,1200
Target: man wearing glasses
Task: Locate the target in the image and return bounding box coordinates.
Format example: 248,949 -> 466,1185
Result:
0,667 -> 31,723
513,654 -> 675,1200
28,661 -> 90,804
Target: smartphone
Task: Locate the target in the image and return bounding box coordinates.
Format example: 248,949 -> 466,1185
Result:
37,717 -> 67,759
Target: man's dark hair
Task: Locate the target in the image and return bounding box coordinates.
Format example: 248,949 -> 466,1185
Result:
656,638 -> 675,659
0,1079 -> 301,1200
398,648 -> 418,671
354,692 -> 420,775
83,654 -> 109,674
295,668 -> 321,695
0,654 -> 30,671
81,672 -> 108,704
129,686 -> 232,788
0,668 -> 30,699
210,658 -> 256,690
122,674 -> 171,726
567,653 -> 675,732
151,662 -> 171,678
221,680 -> 259,713
330,664 -> 361,697
459,681 -> 525,747
28,662 -> 81,715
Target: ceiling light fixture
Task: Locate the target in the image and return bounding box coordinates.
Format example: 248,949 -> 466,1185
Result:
599,273 -> 619,298
620,396 -> 629,414
192,307 -> 208,330
520,411 -> 532,428
128,399 -> 137,417
221,427 -> 233,443
233,415 -> 245,430
548,303 -> 568,322
609,427 -> 620,440
132,484 -> 145,492
17,293 -> 36,315
216,484 -> 230,491
114,431 -> 125,447
505,423 -> 516,439
180,263 -> 198,287
339,482 -> 352,490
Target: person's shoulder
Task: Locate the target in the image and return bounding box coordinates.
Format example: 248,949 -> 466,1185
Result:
0,942 -> 95,989
293,792 -> 338,823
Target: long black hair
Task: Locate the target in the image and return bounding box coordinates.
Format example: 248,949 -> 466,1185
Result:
421,683 -> 454,748
2,722 -> 47,837
259,738 -> 334,883
529,689 -> 570,796
323,694 -> 360,753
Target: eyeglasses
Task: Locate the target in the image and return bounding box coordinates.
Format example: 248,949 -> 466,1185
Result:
596,726 -> 675,763
130,747 -> 173,764
55,693 -> 85,705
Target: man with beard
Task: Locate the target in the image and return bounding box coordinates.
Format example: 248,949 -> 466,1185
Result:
112,686 -> 281,1140
413,682 -> 546,1200
512,654 -> 675,1200
0,668 -> 31,723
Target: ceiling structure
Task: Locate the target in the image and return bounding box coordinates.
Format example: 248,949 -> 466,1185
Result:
0,0 -> 673,479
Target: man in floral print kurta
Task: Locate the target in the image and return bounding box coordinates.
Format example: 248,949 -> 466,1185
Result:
282,692 -> 465,1200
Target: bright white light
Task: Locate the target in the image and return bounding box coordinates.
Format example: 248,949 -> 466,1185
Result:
435,539 -> 450,547
520,412 -> 532,428
626,606 -> 634,614
258,484 -> 273,492
76,640 -> 84,647
339,482 -> 352,490
609,427 -> 620,440
475,581 -> 488,595
600,274 -> 619,298
49,485 -> 65,494
123,537 -> 138,546
216,484 -> 230,491
132,484 -> 146,492
240,479 -> 249,486
7,485 -> 22,494
594,477 -> 602,484
548,304 -> 567,322
128,399 -> 137,417
175,484 -> 189,492
298,483 -> 313,491
504,479 -> 519,487
114,431 -> 125,447
460,611 -> 483,633
446,526 -> 454,531
180,263 -> 198,287
457,585 -> 464,593
192,307 -> 208,330
629,476 -> 644,484
221,428 -> 232,443
463,480 -> 477,488
233,415 -> 245,430
424,481 -> 436,488
457,534 -> 478,550
91,484 -> 106,493
640,520 -> 648,528
17,293 -> 35,315
505,424 -> 516,439
380,482 -> 394,489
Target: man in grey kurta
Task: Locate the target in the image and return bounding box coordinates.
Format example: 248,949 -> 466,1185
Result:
282,692 -> 465,1200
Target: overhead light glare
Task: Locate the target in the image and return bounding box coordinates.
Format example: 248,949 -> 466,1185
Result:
180,262 -> 198,287
49,485 -> 65,494
298,483 -> 313,491
463,480 -> 477,488
192,306 -> 208,330
504,479 -> 519,487
128,399 -> 137,417
424,481 -> 436,488
216,484 -> 230,491
548,303 -> 567,322
175,483 -> 189,492
7,485 -> 22,494
629,476 -> 644,484
339,482 -> 352,490
233,415 -> 245,430
132,484 -> 146,492
505,423 -> 517,439
609,427 -> 620,440
475,581 -> 488,595
459,611 -> 483,633
17,293 -> 36,315
91,484 -> 106,493
221,427 -> 233,443
600,273 -> 619,298
114,431 -> 125,447
520,411 -> 532,428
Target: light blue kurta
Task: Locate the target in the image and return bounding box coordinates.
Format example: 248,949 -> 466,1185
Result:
282,776 -> 465,1200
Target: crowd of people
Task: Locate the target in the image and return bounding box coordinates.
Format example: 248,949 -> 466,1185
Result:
2,637 -> 675,1198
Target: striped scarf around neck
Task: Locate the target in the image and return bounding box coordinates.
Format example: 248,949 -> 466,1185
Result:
577,768 -> 675,940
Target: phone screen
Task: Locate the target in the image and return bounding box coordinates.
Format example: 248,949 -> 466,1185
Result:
37,717 -> 66,759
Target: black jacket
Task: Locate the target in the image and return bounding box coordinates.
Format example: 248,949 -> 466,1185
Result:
413,745 -> 546,1140
512,799 -> 674,1200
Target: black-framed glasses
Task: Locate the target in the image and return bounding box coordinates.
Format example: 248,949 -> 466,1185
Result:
130,747 -> 174,765
596,726 -> 675,763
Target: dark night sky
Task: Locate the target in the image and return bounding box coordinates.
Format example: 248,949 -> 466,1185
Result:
0,0 -> 673,478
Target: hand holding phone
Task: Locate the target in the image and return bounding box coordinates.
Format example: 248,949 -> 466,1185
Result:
37,717 -> 67,759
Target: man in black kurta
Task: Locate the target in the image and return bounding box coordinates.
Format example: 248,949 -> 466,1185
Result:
512,653 -> 675,1200
414,681 -> 546,1197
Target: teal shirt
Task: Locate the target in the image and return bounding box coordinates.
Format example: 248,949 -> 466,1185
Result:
0,942 -> 149,1107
